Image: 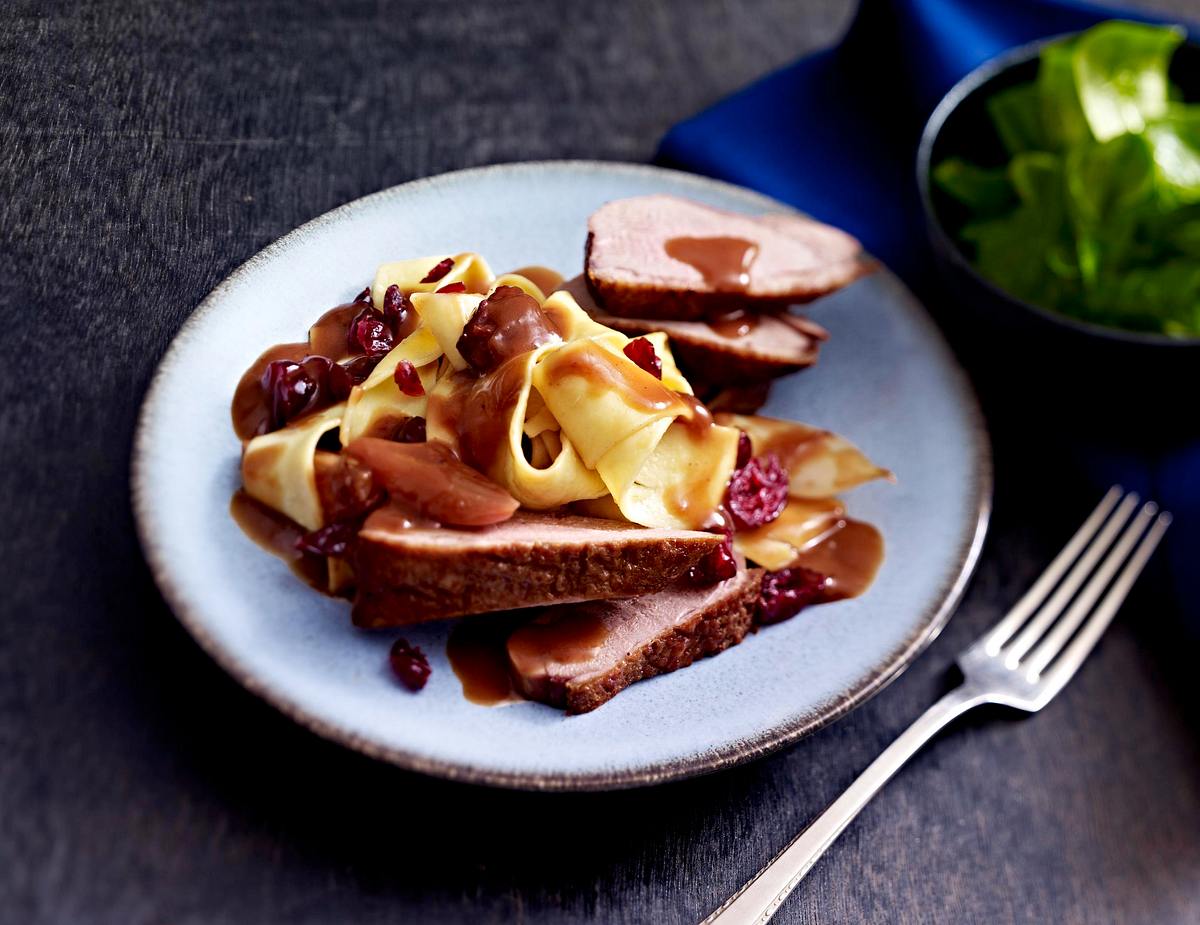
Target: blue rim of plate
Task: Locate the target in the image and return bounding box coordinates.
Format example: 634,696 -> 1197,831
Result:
131,160 -> 993,790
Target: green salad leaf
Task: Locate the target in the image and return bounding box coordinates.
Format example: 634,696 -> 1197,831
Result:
987,82 -> 1048,153
931,158 -> 1014,214
934,20 -> 1200,337
1073,21 -> 1183,141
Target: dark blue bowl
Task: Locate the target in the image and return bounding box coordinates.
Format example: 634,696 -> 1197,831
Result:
917,35 -> 1200,417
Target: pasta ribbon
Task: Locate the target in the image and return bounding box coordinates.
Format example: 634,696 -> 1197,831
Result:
410,291 -> 484,370
371,252 -> 494,305
242,404 -> 344,530
339,324 -> 441,445
532,339 -> 687,468
429,348 -> 607,508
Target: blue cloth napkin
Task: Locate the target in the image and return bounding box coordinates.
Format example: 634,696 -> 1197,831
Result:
658,0 -> 1198,624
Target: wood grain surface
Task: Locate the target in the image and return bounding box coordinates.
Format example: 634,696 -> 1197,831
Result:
2,1 -> 1199,922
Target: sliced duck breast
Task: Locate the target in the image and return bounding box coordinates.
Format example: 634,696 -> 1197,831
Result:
585,194 -> 870,320
352,510 -> 725,627
507,566 -> 763,713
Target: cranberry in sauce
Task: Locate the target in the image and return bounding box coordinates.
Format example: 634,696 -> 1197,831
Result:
759,566 -> 831,623
317,356 -> 354,401
391,359 -> 424,395
622,338 -> 662,379
342,353 -> 383,384
726,453 -> 789,530
295,521 -> 357,557
394,415 -> 427,443
348,307 -> 395,357
260,355 -> 348,430
686,514 -> 738,585
389,639 -> 431,691
261,359 -> 316,430
382,284 -> 413,333
393,359 -> 425,396
735,431 -> 753,469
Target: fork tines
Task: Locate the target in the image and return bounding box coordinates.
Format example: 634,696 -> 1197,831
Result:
980,486 -> 1171,684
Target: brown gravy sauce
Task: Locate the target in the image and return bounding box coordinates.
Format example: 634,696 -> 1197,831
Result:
447,607 -> 612,707
457,359 -> 528,473
229,490 -> 329,591
709,310 -> 760,339
461,288 -> 561,371
508,265 -> 565,296
446,615 -> 526,706
676,394 -> 715,442
796,518 -> 884,602
663,236 -> 759,292
507,608 -> 610,668
757,426 -> 830,473
308,302 -> 363,361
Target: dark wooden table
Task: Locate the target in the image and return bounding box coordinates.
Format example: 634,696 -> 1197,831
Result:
4,1 -> 1199,922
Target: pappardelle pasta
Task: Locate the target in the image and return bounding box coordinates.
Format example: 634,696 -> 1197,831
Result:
239,254 -> 742,546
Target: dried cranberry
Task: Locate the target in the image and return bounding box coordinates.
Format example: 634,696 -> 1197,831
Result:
759,567 -> 831,624
393,359 -> 425,396
353,286 -> 373,304
687,526 -> 738,585
420,258 -> 454,283
436,281 -> 467,294
342,354 -> 382,384
295,520 -> 357,557
735,431 -> 753,469
323,358 -> 354,401
393,415 -> 427,443
298,355 -> 353,402
726,454 -> 789,530
347,307 -> 395,357
261,359 -> 318,429
389,638 -> 431,691
623,337 -> 662,379
261,355 -> 354,430
382,284 -> 413,334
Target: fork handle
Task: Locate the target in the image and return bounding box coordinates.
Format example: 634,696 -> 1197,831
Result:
701,684 -> 989,925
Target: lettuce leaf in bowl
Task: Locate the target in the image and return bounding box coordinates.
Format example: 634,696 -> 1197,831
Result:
935,20 -> 1200,337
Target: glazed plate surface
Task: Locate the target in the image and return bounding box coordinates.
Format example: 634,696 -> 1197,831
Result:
132,161 -> 990,789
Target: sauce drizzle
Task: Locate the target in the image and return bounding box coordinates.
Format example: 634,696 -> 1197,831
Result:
664,236 -> 759,292
229,490 -> 330,591
794,518 -> 884,602
508,265 -> 565,296
545,341 -> 685,416
446,615 -> 525,706
709,310 -> 760,339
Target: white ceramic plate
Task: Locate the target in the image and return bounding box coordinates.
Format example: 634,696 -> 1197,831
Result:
132,161 -> 990,790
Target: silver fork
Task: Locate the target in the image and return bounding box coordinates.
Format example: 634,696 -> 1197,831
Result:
703,486 -> 1171,925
